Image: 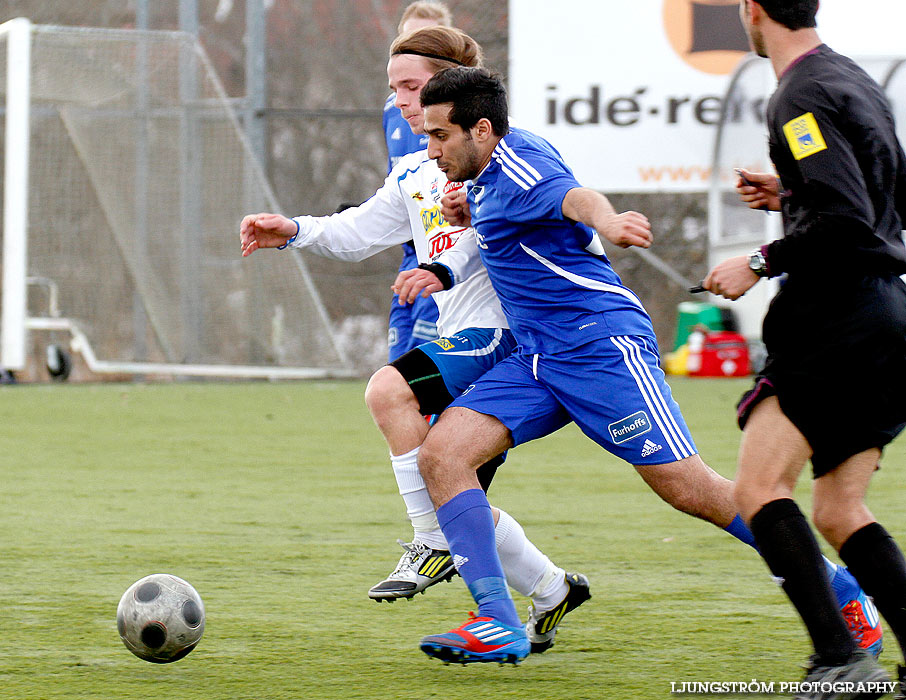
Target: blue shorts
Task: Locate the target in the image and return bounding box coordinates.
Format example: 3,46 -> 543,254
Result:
450,335 -> 697,466
390,327 -> 517,416
417,327 -> 517,399
388,244 -> 439,362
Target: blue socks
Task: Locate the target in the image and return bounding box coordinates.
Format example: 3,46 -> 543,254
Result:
436,489 -> 521,627
825,559 -> 861,605
725,513 -> 758,549
434,497 -> 864,633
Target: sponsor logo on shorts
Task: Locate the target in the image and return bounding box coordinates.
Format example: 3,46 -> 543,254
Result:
433,338 -> 455,350
608,410 -> 652,444
387,327 -> 399,347
412,320 -> 438,341
640,439 -> 663,457
460,384 -> 476,397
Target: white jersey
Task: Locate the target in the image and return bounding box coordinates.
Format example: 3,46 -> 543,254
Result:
287,150 -> 506,338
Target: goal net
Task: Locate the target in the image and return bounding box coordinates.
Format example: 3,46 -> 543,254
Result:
0,19 -> 353,379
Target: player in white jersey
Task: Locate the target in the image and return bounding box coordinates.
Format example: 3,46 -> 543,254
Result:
239,26 -> 589,654
382,2 -> 450,361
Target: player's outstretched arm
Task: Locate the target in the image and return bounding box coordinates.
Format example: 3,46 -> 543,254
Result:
562,187 -> 652,249
239,213 -> 299,257
735,169 -> 781,212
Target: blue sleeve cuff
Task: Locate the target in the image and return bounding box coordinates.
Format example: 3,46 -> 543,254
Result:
277,219 -> 301,250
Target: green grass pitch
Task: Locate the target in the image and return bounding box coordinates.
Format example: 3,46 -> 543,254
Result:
1,378 -> 903,699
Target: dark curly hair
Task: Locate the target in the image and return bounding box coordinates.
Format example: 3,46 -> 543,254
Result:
420,66 -> 509,138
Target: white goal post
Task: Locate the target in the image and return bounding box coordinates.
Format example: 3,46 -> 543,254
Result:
0,19 -> 355,380
1,18 -> 30,373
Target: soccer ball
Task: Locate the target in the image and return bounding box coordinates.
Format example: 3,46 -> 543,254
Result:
116,574 -> 205,663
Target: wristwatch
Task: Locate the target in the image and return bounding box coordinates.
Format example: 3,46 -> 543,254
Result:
747,249 -> 769,277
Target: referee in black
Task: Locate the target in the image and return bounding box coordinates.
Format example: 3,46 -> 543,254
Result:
705,0 -> 906,696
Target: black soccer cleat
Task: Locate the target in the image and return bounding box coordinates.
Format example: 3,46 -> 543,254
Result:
368,539 -> 457,601
795,648 -> 889,700
524,571 -> 591,654
894,664 -> 905,700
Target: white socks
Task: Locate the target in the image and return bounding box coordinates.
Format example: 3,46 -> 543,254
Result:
495,508 -> 567,612
391,451 -> 568,611
390,447 -> 448,550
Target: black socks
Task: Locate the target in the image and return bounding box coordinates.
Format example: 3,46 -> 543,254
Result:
750,498 -> 854,665
840,522 -> 906,660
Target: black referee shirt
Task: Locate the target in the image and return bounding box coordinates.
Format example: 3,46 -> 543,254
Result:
764,44 -> 906,279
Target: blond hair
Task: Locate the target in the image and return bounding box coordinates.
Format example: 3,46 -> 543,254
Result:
390,26 -> 483,73
397,1 -> 453,34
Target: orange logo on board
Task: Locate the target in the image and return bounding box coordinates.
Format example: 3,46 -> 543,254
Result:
662,0 -> 750,75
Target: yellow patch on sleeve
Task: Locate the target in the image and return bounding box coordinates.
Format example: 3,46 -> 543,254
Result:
782,112 -> 828,160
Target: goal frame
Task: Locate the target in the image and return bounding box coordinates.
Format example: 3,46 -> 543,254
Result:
0,18 -> 355,380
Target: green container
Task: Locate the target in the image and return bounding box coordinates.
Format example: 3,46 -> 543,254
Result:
674,302 -> 724,349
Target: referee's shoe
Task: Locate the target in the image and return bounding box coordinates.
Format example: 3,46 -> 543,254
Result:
795,648 -> 889,700
893,664 -> 905,700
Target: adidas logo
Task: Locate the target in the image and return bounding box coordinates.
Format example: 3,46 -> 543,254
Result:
453,554 -> 469,570
390,127 -> 402,140
465,621 -> 512,644
640,439 -> 663,457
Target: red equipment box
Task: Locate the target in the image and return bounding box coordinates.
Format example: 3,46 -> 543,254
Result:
687,331 -> 750,377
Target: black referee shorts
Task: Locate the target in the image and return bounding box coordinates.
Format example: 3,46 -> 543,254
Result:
737,274 -> 906,478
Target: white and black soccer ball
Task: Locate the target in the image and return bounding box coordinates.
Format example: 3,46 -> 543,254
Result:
116,574 -> 205,663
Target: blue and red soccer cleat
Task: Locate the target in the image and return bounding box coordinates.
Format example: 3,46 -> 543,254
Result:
830,565 -> 883,658
420,612 -> 531,665
841,590 -> 884,658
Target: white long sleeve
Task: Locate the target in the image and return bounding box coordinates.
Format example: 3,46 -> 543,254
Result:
287,168 -> 413,262
289,149 -> 507,337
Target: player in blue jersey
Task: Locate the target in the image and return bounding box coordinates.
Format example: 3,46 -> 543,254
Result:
242,27 -> 593,656
383,2 -> 452,361
390,65 -> 883,666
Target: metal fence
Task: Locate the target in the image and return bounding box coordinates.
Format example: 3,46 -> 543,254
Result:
1,0 -> 711,372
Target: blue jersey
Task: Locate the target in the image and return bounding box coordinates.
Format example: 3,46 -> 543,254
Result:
383,94 -> 428,174
467,127 -> 654,355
